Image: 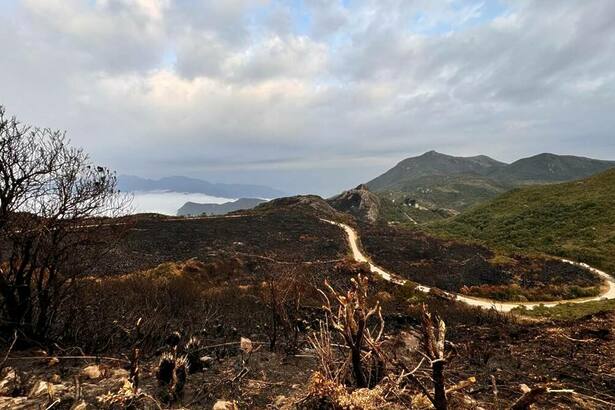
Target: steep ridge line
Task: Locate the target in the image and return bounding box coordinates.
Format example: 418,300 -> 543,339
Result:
321,219 -> 615,313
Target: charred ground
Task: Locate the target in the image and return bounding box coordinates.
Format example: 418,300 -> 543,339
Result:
2,195 -> 614,409
357,222 -> 603,302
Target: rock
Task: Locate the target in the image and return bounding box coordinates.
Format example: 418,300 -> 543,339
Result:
81,365 -> 102,380
327,184 -> 381,223
0,367 -> 22,397
199,356 -> 215,369
213,400 -> 238,410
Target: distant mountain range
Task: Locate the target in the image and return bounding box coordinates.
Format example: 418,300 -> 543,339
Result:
118,175 -> 286,199
177,198 -> 266,216
365,151 -> 615,211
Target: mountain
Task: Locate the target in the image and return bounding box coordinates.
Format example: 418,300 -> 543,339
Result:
433,168 -> 615,273
177,198 -> 267,216
118,175 -> 286,199
366,150 -> 506,191
365,151 -> 615,214
486,153 -> 615,185
377,174 -> 510,210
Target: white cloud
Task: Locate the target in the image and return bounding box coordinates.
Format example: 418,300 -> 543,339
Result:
1,0 -> 614,195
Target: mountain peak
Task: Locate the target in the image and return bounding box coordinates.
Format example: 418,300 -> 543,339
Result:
367,151 -> 505,192
488,153 -> 615,184
420,150 -> 447,158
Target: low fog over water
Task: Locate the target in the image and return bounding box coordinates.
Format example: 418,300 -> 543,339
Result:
131,191 -> 233,215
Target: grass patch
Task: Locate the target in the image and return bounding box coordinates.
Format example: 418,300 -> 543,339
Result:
512,299 -> 615,321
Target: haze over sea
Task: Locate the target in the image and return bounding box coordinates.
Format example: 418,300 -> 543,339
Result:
131,191 -> 233,216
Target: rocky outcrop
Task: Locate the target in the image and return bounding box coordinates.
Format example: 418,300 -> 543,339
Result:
327,184 -> 381,223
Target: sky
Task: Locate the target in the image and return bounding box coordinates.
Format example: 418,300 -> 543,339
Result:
1,0 -> 614,196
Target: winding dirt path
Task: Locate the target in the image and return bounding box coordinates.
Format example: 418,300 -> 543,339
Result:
322,219 -> 615,312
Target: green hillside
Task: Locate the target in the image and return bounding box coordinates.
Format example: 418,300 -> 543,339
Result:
365,151 -> 615,219
380,174 -> 510,210
432,169 -> 615,273
487,153 -> 615,185
367,150 -> 505,192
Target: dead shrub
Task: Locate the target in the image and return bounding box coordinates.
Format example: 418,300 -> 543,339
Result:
300,371 -> 392,410
58,260 -> 215,353
312,274 -> 386,388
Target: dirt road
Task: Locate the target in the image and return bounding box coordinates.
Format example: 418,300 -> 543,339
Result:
323,219 -> 615,312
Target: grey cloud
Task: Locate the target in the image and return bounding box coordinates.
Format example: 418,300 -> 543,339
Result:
1,0 -> 614,196
21,0 -> 167,73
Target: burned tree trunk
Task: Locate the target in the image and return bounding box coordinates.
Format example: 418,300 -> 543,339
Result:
420,304 -> 450,410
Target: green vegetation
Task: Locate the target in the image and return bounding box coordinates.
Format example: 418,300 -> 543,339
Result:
432,169 -> 615,273
488,152 -> 615,185
377,174 -> 510,211
461,283 -> 601,302
376,193 -> 450,225
365,151 -> 614,217
512,299 -> 615,321
366,150 -> 505,192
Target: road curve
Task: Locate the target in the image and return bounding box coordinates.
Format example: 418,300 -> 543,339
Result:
322,219 -> 615,313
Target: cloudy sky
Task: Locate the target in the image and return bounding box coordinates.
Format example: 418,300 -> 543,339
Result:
1,0 -> 614,196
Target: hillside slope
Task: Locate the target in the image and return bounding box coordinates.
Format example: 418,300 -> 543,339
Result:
367,150 -> 505,191
365,151 -> 615,216
433,169 -> 615,272
378,174 -> 510,210
487,153 -> 615,185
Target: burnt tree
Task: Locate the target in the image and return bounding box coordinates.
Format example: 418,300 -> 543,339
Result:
0,106 -> 129,341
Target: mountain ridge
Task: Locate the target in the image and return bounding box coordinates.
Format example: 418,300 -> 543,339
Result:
365,151 -> 615,213
366,150 -> 506,192
486,152 -> 615,184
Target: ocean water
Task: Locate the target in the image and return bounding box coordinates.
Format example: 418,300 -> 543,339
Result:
130,191 -> 234,216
